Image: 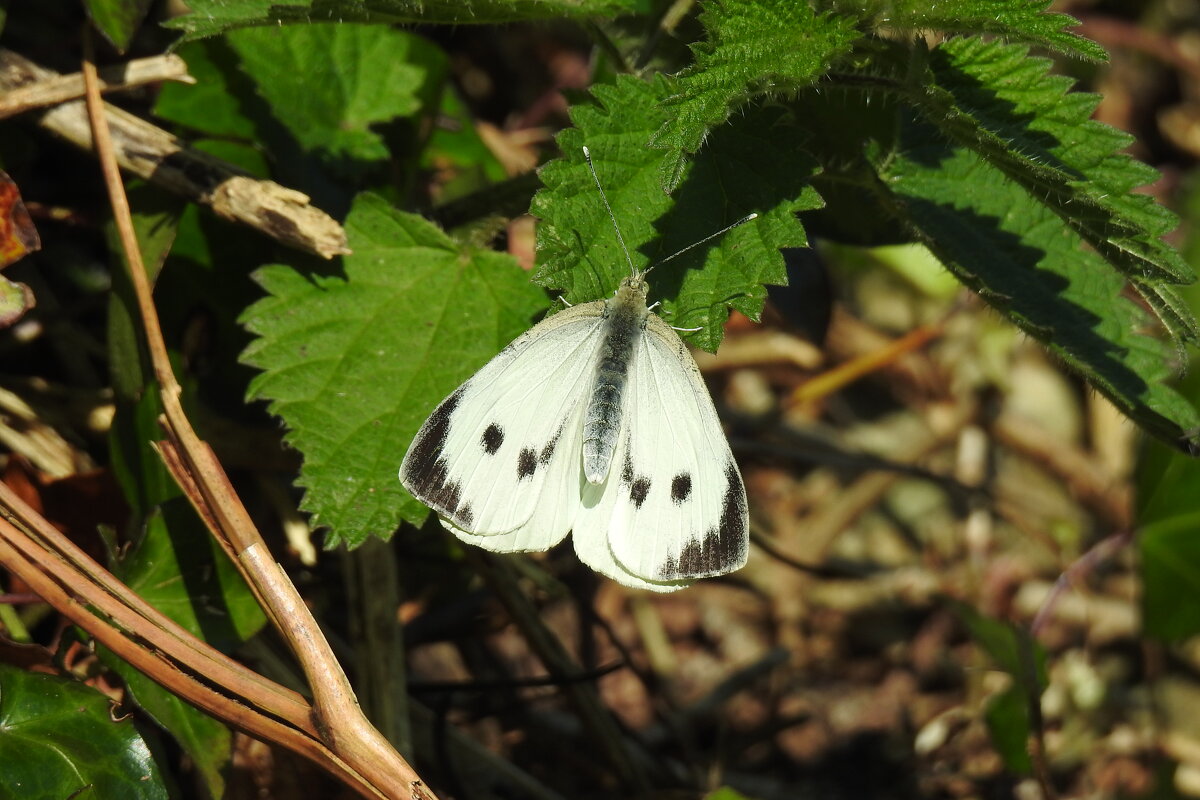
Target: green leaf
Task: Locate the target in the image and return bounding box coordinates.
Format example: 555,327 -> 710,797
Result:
912,38 -> 1197,345
226,24 -> 429,176
951,602 -> 1046,775
85,0 -> 153,52
534,75 -> 818,352
240,193 -> 548,545
98,652 -> 231,800
861,0 -> 1106,62
155,40 -> 260,141
0,663 -> 168,800
1139,367 -> 1200,642
108,388 -> 180,515
649,0 -> 858,192
423,88 -> 508,202
165,0 -> 646,42
875,115 -> 1200,451
113,501 -> 267,647
704,788 -> 757,800
105,184 -> 183,401
984,685 -> 1034,774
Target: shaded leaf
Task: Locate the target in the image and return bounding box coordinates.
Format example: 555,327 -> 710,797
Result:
227,24 -> 428,179
984,685 -> 1034,774
534,75 -> 817,352
155,40 -> 260,142
85,0 -> 153,51
241,193 -> 548,544
649,0 -> 857,192
876,115 -> 1200,450
952,602 -> 1046,775
166,0 -> 645,41
1139,366 -> 1200,642
112,501 -> 267,648
914,38 -> 1197,343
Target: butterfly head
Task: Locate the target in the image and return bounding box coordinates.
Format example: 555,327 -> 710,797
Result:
615,272 -> 652,307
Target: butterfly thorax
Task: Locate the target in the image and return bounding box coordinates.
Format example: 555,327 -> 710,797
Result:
582,278 -> 650,484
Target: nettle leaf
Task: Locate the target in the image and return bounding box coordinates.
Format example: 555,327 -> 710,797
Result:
0,663 -> 168,800
649,0 -> 858,192
914,37 -> 1198,346
534,75 -> 818,353
860,0 -> 1106,62
166,0 -> 644,41
226,24 -> 428,170
241,193 -> 547,545
876,117 -> 1200,449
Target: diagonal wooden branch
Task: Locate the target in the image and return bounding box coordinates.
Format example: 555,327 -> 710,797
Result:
0,53 -> 194,118
0,48 -> 349,260
0,479 -> 308,725
0,508 -> 385,800
76,36 -> 434,800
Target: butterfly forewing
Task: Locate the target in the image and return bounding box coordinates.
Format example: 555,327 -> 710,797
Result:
400,301 -> 606,542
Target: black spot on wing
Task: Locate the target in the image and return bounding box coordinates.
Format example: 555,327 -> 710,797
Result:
621,450 -> 634,484
517,447 -> 537,480
629,477 -> 650,509
401,388 -> 470,523
671,473 -> 692,504
481,423 -> 504,454
457,503 -> 474,528
656,463 -> 748,580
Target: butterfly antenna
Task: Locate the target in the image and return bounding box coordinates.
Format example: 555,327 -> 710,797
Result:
583,146 -> 638,277
650,212 -> 759,272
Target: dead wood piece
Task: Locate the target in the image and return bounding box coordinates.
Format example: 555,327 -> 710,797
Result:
0,49 -> 349,260
0,52 -> 194,118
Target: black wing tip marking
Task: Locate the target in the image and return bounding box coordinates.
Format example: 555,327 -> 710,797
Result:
400,388 -> 475,529
657,462 -> 748,580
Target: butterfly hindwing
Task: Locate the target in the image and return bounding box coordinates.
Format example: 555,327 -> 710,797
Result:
400,301 -> 606,546
603,315 -> 749,582
571,434 -> 696,592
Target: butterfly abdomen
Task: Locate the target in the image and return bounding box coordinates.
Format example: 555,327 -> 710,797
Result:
583,281 -> 647,484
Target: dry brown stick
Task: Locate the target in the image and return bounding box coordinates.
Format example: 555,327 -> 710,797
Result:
0,53 -> 193,118
0,479 -> 310,727
0,48 -> 349,260
79,38 -> 431,800
0,519 -> 386,800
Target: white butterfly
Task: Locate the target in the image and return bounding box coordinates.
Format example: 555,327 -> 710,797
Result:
400,147 -> 752,592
